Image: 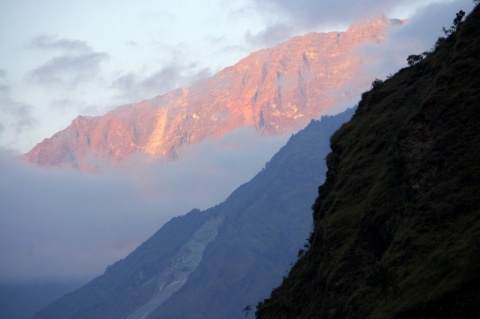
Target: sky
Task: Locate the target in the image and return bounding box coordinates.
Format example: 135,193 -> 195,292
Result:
0,0 -> 475,284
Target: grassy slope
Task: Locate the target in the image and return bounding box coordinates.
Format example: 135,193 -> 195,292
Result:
256,5 -> 480,319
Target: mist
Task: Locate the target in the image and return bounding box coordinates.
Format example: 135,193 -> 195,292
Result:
0,128 -> 288,284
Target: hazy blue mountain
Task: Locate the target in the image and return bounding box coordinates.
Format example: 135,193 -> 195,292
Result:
33,108 -> 355,319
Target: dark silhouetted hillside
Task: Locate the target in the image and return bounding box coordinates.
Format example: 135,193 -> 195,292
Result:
256,5 -> 480,319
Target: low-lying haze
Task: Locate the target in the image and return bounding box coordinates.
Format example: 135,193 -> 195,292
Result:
0,129 -> 288,283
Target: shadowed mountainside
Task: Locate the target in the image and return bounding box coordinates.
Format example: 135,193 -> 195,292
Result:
256,5 -> 480,319
33,109 -> 355,319
25,17 -> 395,171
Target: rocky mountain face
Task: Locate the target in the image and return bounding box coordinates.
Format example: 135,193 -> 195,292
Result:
256,6 -> 480,319
25,17 -> 394,171
32,109 -> 355,319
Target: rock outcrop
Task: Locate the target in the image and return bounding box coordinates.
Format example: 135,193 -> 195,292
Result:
25,17 -> 396,171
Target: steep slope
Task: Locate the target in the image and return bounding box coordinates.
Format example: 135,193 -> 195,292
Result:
256,6 -> 480,319
25,17 -> 395,171
33,109 -> 355,319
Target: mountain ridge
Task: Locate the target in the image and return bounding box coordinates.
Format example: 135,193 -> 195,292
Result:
24,17 -> 395,171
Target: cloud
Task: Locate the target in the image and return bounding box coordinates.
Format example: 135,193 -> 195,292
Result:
28,36 -> 109,87
255,0 -> 413,28
31,35 -> 91,53
354,0 -> 475,81
0,72 -> 36,139
314,0 -> 476,114
0,127 -> 287,283
30,52 -> 108,87
126,127 -> 288,204
392,0 -> 475,50
112,64 -> 211,101
243,1 -> 475,75
0,99 -> 35,134
245,22 -> 296,47
0,152 -> 156,283
253,0 -> 475,35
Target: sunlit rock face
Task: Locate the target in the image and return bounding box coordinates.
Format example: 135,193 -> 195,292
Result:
25,17 -> 394,171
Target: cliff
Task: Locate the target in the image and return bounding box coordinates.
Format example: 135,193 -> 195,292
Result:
256,5 -> 480,319
24,17 -> 394,171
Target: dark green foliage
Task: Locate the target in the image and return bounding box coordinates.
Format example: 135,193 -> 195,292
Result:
454,10 -> 466,27
257,5 -> 480,319
406,54 -> 423,66
442,10 -> 465,37
365,264 -> 398,299
370,78 -> 383,89
244,305 -> 253,317
434,36 -> 447,49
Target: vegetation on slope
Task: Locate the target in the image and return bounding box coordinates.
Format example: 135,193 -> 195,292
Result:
256,4 -> 480,319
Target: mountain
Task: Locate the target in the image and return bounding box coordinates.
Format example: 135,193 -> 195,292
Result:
256,6 -> 480,319
33,108 -> 355,319
24,17 -> 396,171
